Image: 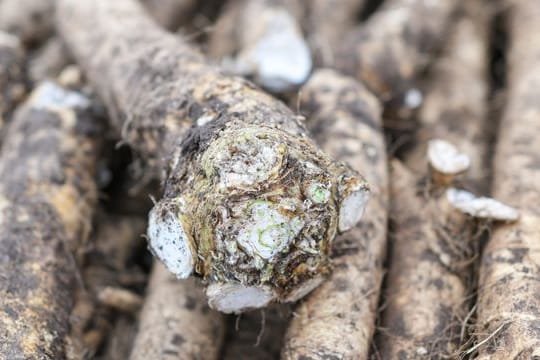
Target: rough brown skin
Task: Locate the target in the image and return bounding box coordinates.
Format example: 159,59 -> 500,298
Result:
282,69 -> 388,360
0,82 -> 103,359
140,0 -> 198,31
475,1 -> 540,358
0,32 -> 25,137
377,7 -> 492,357
130,263 -> 225,360
404,2 -> 491,193
379,161 -> 482,359
57,0 -> 366,307
303,0 -> 368,67
334,0 -> 459,103
28,37 -> 72,84
222,305 -> 291,360
0,0 -> 54,45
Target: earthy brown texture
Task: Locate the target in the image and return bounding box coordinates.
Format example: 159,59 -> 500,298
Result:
282,69 -> 388,359
130,263 -> 225,360
377,7 -> 492,356
222,305 -> 291,360
379,161 -> 482,359
140,0 -> 198,31
303,0 -> 367,67
475,0 -> 540,357
335,0 -> 458,102
57,0 -> 367,308
0,0 -> 54,45
405,2 -> 491,193
0,32 -> 25,136
0,82 -> 103,359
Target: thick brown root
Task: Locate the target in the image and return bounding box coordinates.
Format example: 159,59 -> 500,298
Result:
379,161 -> 477,359
57,0 -> 368,311
130,263 -> 225,360
404,2 -> 491,192
377,5 -> 493,357
303,0 -> 368,67
334,0 -> 459,104
475,0 -> 540,358
0,82 -> 103,359
282,69 -> 388,359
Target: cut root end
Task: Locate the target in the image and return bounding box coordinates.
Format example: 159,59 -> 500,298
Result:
338,187 -> 370,232
206,283 -> 276,314
147,201 -> 194,279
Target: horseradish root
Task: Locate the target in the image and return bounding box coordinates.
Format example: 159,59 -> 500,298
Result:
57,0 -> 368,313
377,5 -> 498,356
405,1 -> 491,191
335,0 -> 459,104
283,69 -> 388,359
130,263 -> 225,360
475,0 -> 540,357
0,82 -> 102,358
303,0 -> 368,67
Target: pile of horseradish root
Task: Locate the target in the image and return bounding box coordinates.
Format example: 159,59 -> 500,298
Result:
0,0 -> 536,359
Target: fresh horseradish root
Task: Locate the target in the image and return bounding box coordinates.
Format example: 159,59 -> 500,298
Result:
475,0 -> 540,357
282,69 -> 388,360
57,0 -> 369,313
130,264 -> 225,360
0,81 -> 103,358
334,0 -> 459,104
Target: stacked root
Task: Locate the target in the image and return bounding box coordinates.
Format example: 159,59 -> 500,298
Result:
2,0 -> 540,359
474,0 -> 540,357
282,70 -> 388,359
377,2 -> 518,358
0,81 -> 103,358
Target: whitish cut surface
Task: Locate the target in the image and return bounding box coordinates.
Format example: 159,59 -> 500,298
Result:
203,134 -> 284,189
237,201 -> 304,262
0,31 -> 21,48
206,283 -> 275,313
236,8 -> 312,92
147,202 -> 194,278
446,188 -> 519,221
428,139 -> 470,174
30,81 -> 91,111
338,187 -> 370,232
